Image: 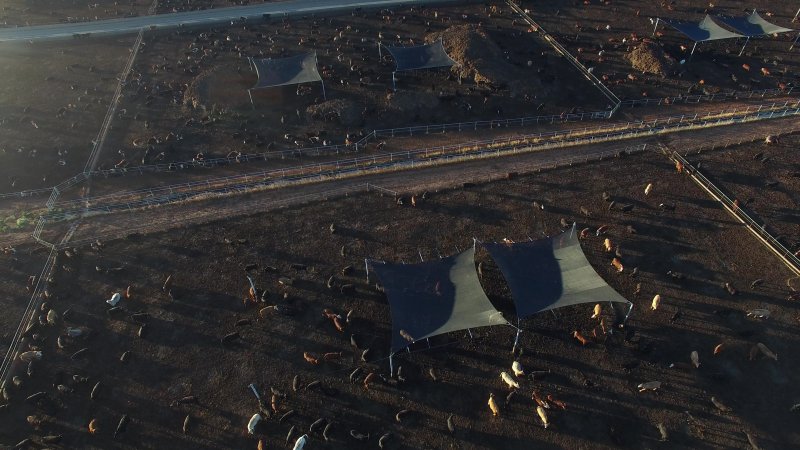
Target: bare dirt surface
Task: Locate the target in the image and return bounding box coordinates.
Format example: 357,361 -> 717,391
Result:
524,0 -> 800,101
95,3 -> 608,172
0,245 -> 48,365
0,36 -> 135,194
0,0 -> 152,27
40,109 -> 800,214
2,152 -> 799,449
689,133 -> 800,253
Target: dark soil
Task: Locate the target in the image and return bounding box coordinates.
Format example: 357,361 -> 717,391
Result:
0,36 -> 135,193
0,245 -> 47,366
0,0 -> 151,27
94,3 -> 609,172
523,0 -> 800,100
2,154 -> 799,449
690,133 -> 800,252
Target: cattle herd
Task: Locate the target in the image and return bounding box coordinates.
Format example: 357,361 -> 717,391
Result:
2,151 -> 799,449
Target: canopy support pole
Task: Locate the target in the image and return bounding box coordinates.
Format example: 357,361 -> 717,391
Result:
738,36 -> 750,56
791,32 -> 800,51
624,303 -> 634,323
467,328 -> 474,339
378,41 -> 382,58
794,8 -> 800,22
511,319 -> 521,354
320,80 -> 327,100
247,89 -> 255,110
688,41 -> 698,62
389,352 -> 394,376
392,71 -> 397,92
652,17 -> 659,36
364,258 -> 369,282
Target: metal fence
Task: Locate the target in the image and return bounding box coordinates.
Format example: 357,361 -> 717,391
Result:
0,187 -> 54,200
372,110 -> 612,138
619,87 -> 796,108
73,100 -> 792,188
507,1 -> 621,111
0,246 -> 58,390
670,151 -> 800,276
45,100 -> 800,218
36,142 -> 648,249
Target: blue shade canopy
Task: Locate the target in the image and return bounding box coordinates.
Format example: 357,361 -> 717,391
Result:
483,229 -> 630,319
662,15 -> 744,42
370,245 -> 508,352
714,11 -> 794,37
249,52 -> 322,90
384,38 -> 457,72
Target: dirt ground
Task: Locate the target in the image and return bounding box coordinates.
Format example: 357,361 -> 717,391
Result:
0,0 -> 152,27
524,0 -> 800,101
689,133 -> 800,252
2,153 -> 799,449
0,245 -> 48,370
95,2 -> 609,171
0,36 -> 135,194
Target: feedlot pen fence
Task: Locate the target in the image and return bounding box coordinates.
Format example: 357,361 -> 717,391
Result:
667,136 -> 800,277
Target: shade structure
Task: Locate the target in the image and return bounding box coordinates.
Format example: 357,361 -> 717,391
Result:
383,38 -> 457,72
662,15 -> 744,41
483,228 -> 630,319
369,245 -> 509,353
714,11 -> 794,36
249,52 -> 322,89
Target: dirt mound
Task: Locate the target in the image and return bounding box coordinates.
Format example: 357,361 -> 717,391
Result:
625,42 -> 677,77
427,24 -> 541,97
306,98 -> 362,127
185,66 -> 250,111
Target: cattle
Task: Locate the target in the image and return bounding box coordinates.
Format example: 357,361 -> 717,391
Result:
536,405 -> 550,429
690,351 -> 700,368
591,304 -> 601,319
512,361 -> 525,377
603,238 -> 614,252
644,183 -> 653,196
711,396 -> 732,412
488,393 -> 500,416
637,381 -> 661,392
292,434 -> 308,450
303,352 -> 320,364
611,258 -> 624,272
500,372 -> 519,389
651,294 -> 661,310
756,343 -> 778,361
573,331 -> 590,346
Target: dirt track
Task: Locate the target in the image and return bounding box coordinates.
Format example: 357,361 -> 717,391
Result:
35,114 -> 800,249
3,147 -> 800,449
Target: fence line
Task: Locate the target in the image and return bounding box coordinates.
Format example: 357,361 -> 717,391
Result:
0,246 -> 58,390
507,1 -> 621,111
669,151 -> 800,276
47,100 -> 800,215
0,187 -> 54,200
37,143 -> 648,249
371,110 -> 612,138
619,87 -> 796,108
77,99 -> 797,189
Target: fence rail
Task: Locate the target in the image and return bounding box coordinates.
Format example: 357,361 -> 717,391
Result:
670,151 -> 800,276
0,247 -> 58,390
47,99 -> 800,214
507,1 -> 620,110
619,87 -> 796,108
372,110 -> 612,138
36,143 -> 648,250
0,187 -> 54,200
